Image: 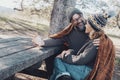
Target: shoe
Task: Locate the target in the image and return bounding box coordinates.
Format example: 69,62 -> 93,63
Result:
57,75 -> 72,80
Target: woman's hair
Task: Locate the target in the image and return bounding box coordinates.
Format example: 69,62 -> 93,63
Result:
90,30 -> 104,39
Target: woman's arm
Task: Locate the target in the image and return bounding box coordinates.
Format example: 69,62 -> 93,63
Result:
62,43 -> 98,65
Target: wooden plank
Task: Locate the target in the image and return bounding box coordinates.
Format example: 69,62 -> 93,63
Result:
0,42 -> 35,58
0,47 -> 59,80
0,38 -> 32,49
0,37 -> 22,43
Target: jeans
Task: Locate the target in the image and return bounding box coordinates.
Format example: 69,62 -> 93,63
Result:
50,58 -> 92,80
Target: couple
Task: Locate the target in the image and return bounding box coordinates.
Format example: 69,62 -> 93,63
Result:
33,8 -> 115,80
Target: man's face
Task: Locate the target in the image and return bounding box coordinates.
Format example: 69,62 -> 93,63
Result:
72,14 -> 86,31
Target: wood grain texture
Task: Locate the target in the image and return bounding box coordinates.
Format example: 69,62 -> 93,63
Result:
0,37 -> 59,80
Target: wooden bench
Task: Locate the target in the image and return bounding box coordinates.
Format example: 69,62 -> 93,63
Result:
0,37 -> 60,80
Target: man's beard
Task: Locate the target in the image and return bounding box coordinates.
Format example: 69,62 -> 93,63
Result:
76,23 -> 86,32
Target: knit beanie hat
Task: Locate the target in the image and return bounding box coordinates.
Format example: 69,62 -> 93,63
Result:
69,8 -> 83,22
88,11 -> 115,31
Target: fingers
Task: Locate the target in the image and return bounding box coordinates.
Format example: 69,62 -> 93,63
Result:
56,54 -> 62,58
32,42 -> 40,47
93,41 -> 99,46
57,50 -> 72,58
56,51 -> 65,58
73,21 -> 78,26
65,50 -> 70,53
93,42 -> 99,46
32,35 -> 44,46
71,20 -> 77,25
96,47 -> 99,49
59,50 -> 72,58
61,51 -> 66,55
94,43 -> 99,46
93,38 -> 100,42
93,38 -> 100,46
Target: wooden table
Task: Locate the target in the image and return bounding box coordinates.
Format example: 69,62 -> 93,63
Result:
0,37 -> 59,80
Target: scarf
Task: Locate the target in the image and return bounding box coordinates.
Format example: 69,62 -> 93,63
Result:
86,34 -> 115,80
49,23 -> 74,38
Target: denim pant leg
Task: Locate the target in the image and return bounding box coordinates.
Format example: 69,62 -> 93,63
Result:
63,62 -> 92,80
50,58 -> 70,80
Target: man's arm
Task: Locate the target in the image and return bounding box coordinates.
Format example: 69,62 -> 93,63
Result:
42,38 -> 64,47
32,35 -> 65,47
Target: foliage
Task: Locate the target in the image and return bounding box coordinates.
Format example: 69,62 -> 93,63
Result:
14,0 -> 54,20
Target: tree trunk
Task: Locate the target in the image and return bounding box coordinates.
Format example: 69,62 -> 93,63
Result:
116,11 -> 120,29
49,0 -> 76,34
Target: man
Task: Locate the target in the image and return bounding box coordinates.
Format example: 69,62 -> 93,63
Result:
32,8 -> 99,79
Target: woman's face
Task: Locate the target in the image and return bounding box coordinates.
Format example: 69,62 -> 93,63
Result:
85,21 -> 93,33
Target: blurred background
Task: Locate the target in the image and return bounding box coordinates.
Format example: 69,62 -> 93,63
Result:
0,0 -> 120,37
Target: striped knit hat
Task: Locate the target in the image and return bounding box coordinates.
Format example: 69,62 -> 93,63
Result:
88,11 -> 115,31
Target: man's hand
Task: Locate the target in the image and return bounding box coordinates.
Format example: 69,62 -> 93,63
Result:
71,20 -> 78,26
32,35 -> 44,46
93,38 -> 100,49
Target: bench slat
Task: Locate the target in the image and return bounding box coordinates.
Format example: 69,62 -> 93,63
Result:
0,41 -> 34,58
0,38 -> 31,49
0,47 -> 57,79
0,37 -> 22,43
0,37 -> 61,80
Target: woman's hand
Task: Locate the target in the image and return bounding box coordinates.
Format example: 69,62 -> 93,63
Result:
93,38 -> 100,49
56,50 -> 66,58
56,49 -> 72,58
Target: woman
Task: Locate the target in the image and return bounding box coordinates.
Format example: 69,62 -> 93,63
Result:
50,12 -> 115,80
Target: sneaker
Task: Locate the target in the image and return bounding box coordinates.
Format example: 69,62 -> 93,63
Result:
57,75 -> 73,80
